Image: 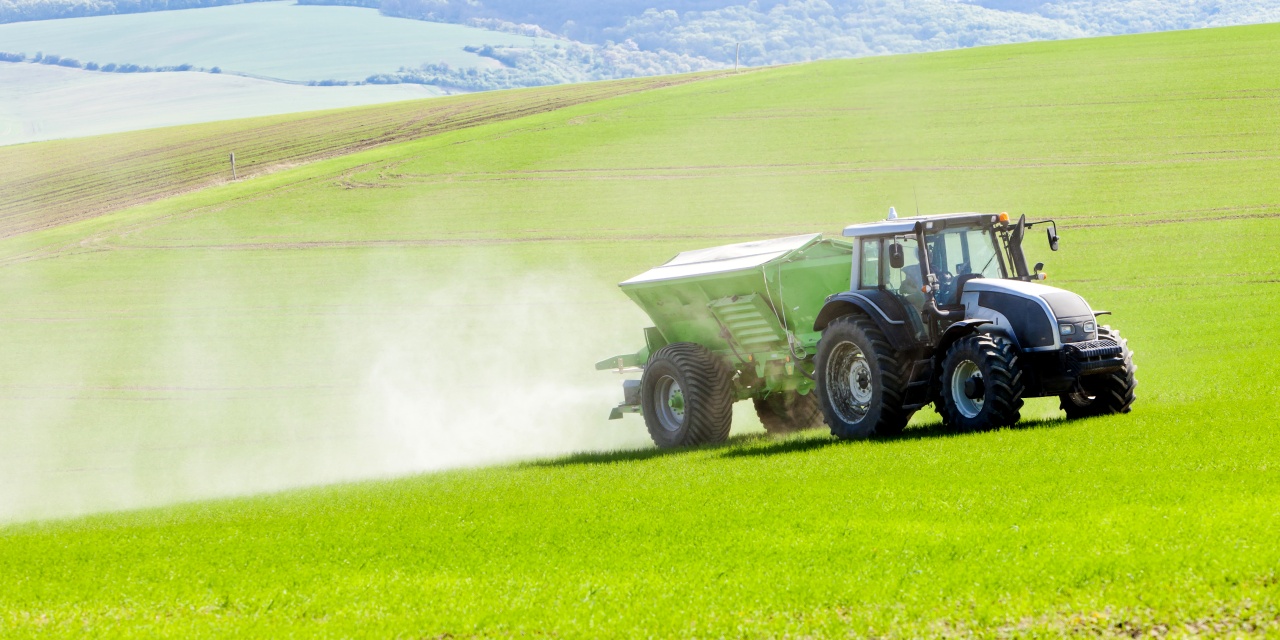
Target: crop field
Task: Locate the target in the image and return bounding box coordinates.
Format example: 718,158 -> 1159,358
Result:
2,21 -> 1280,638
0,1 -> 555,82
0,62 -> 446,146
0,71 -> 729,239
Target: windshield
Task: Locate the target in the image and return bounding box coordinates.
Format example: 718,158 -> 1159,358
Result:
925,227 -> 1005,305
927,227 -> 1004,280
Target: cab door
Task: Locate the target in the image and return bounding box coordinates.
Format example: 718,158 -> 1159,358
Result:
856,236 -> 928,342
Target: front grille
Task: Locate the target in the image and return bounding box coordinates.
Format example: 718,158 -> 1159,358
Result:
1062,339 -> 1125,376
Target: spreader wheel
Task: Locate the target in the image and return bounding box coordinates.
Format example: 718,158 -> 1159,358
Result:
814,315 -> 911,440
937,332 -> 1025,431
753,390 -> 824,435
640,342 -> 735,448
1060,325 -> 1138,418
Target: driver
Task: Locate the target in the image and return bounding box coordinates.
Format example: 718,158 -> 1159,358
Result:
926,239 -> 954,300
898,262 -> 927,307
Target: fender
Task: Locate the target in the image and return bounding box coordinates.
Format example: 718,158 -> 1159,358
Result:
935,319 -> 992,357
814,291 -> 918,350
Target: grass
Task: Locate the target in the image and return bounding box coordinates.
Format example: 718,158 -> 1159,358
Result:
0,1 -> 556,82
2,21 -> 1280,637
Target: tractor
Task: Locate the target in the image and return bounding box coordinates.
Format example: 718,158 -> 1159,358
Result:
599,211 -> 1136,447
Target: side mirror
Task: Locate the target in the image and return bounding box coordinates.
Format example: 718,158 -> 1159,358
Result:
889,243 -> 905,269
1046,225 -> 1060,252
1033,261 -> 1045,273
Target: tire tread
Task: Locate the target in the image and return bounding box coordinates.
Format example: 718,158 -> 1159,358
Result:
643,342 -> 735,447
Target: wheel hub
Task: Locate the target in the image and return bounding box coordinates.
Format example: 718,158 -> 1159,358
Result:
850,361 -> 874,404
951,359 -> 984,419
654,375 -> 686,432
963,375 -> 985,400
668,387 -> 685,415
826,341 -> 873,424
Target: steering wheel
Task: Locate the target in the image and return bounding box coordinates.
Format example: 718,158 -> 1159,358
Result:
934,269 -> 954,301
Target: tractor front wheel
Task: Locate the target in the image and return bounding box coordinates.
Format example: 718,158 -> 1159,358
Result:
937,333 -> 1025,431
1060,325 -> 1137,418
641,342 -> 735,448
753,391 -> 824,435
814,315 -> 910,440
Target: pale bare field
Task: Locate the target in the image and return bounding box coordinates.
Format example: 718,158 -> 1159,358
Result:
0,63 -> 447,146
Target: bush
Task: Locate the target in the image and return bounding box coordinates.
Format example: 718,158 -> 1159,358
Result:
56,57 -> 81,68
101,62 -> 117,72
39,54 -> 60,65
210,66 -> 221,73
0,52 -> 24,62
84,61 -> 99,70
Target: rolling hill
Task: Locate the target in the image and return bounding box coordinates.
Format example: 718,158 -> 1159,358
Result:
0,0 -> 564,144
0,1 -> 556,82
1,21 -> 1279,637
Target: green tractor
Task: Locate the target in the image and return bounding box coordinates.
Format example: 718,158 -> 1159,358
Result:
599,211 -> 1136,448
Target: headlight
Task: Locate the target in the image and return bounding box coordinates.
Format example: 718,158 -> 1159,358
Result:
1084,320 -> 1096,334
1059,323 -> 1075,336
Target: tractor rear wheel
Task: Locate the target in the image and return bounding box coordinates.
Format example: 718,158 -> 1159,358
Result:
641,342 -> 735,448
814,315 -> 910,440
753,391 -> 824,435
937,333 -> 1025,431
1060,325 -> 1137,418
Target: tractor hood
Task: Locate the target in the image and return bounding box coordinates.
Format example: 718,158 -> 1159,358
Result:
963,279 -> 1094,319
961,278 -> 1097,351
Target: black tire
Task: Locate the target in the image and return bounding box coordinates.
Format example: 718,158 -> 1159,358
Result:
814,315 -> 911,440
937,333 -> 1025,431
1060,325 -> 1137,418
640,342 -> 735,448
753,391 -> 824,435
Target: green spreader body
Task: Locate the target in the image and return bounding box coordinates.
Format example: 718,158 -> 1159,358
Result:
597,234 -> 853,417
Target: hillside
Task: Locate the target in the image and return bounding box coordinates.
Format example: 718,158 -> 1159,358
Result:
2,21 -> 1279,637
0,2 -> 556,82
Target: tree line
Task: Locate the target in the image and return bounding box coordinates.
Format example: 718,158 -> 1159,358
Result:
1,51 -> 220,73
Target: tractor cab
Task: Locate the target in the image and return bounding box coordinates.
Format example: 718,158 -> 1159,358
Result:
840,210 -> 1058,344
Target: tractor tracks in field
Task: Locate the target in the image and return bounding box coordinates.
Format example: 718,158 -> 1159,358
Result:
89,230 -> 809,252
0,70 -> 749,265
339,150 -> 1280,188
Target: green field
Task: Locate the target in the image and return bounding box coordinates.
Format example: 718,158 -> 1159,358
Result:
0,1 -> 555,82
2,20 -> 1280,638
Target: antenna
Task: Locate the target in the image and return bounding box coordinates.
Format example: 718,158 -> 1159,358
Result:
914,185 -> 919,216
887,206 -> 897,220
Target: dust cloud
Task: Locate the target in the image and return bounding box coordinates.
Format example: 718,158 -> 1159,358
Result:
346,260 -> 657,476
0,254 -> 656,523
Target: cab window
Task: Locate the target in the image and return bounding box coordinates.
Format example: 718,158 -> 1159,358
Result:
885,237 -> 922,296
929,228 -> 1003,279
859,239 -> 879,288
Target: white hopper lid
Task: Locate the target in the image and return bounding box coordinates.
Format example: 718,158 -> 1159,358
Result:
621,234 -> 822,285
